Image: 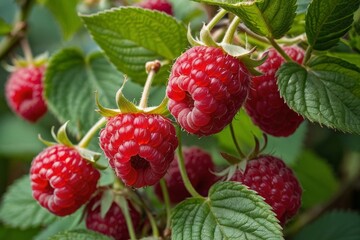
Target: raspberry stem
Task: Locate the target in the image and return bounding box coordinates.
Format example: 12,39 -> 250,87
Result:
230,122 -> 246,159
176,126 -> 202,199
160,179 -> 171,230
139,60 -> 161,109
222,16 -> 241,44
302,45 -> 313,65
268,38 -> 293,63
78,117 -> 107,148
206,8 -> 227,31
116,195 -> 137,240
20,38 -> 33,64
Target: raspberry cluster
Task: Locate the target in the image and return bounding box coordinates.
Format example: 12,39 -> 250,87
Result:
138,0 -> 173,15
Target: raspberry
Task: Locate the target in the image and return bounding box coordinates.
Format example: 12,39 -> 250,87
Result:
99,113 -> 178,188
231,155 -> 302,225
30,145 -> 100,216
245,46 -> 304,137
5,65 -> 47,122
154,147 -> 217,203
167,46 -> 250,136
138,0 -> 173,15
85,192 -> 141,240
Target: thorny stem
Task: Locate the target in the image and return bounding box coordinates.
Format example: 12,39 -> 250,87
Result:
160,179 -> 172,231
230,122 -> 246,159
139,60 -> 161,109
268,38 -> 293,62
0,0 -> 35,60
206,8 -> 227,31
176,126 -> 202,199
77,117 -> 107,148
222,16 -> 241,44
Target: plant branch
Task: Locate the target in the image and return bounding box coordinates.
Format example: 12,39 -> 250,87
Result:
160,179 -> 172,231
139,60 -> 161,109
222,16 -> 241,44
302,45 -> 313,65
230,122 -> 245,159
0,0 -> 35,60
206,8 -> 227,31
268,38 -> 293,62
78,117 -> 107,148
176,126 -> 202,199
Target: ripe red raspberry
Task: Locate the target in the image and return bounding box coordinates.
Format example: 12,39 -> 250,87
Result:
30,145 -> 100,216
85,192 -> 141,240
245,46 -> 304,137
5,65 -> 47,122
99,113 -> 178,188
138,0 -> 173,15
154,147 -> 217,203
231,155 -> 302,225
167,46 -> 251,136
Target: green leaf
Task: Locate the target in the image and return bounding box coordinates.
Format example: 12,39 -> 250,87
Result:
45,48 -> 123,136
327,52 -> 360,68
81,7 -> 188,84
49,229 -> 111,240
193,0 -> 297,39
40,0 -> 82,40
0,175 -> 57,229
305,0 -> 360,50
294,211 -> 360,240
172,181 -> 283,240
0,17 -> 11,35
293,151 -> 339,209
277,56 -> 360,134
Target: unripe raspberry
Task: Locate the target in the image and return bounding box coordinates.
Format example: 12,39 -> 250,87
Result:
30,145 -> 100,216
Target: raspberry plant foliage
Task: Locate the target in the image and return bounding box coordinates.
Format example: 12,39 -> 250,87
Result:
1,0 -> 360,239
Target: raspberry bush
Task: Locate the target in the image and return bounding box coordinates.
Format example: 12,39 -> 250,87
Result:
1,0 -> 360,239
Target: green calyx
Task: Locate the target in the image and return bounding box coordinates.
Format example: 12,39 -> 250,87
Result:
38,121 -> 106,170
187,9 -> 265,75
96,61 -> 169,118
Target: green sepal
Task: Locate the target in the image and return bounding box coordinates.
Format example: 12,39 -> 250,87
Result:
144,97 -> 170,115
220,43 -> 255,58
187,24 -> 203,47
12,52 -> 48,68
56,121 -> 74,147
116,78 -> 140,114
239,53 -> 268,76
95,91 -> 121,118
38,134 -> 57,147
100,189 -> 114,219
200,24 -> 218,47
75,146 -> 101,162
